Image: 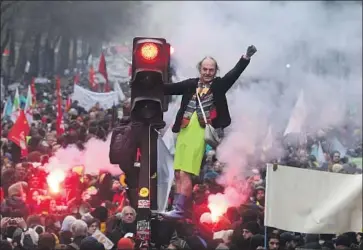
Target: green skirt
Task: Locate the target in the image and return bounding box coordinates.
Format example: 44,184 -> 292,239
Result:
174,112 -> 205,176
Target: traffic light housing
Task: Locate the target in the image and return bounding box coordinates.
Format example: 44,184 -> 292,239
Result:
130,37 -> 171,122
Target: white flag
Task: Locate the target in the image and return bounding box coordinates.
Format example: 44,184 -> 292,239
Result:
265,164 -> 362,234
284,90 -> 307,136
157,136 -> 174,212
24,85 -> 33,124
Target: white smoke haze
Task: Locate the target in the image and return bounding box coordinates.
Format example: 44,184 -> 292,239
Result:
112,1 -> 362,207
45,135 -> 122,176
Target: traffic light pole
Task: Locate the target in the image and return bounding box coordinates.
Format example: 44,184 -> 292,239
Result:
135,121 -> 163,248
130,36 -> 172,248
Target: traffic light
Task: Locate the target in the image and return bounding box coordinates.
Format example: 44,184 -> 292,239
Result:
130,37 -> 171,122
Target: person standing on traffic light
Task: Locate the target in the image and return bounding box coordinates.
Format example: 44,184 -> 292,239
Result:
161,45 -> 257,220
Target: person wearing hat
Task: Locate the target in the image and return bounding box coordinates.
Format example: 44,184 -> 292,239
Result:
254,185 -> 265,207
80,236 -> 105,250
241,221 -> 261,240
280,232 -> 299,250
117,237 -> 135,250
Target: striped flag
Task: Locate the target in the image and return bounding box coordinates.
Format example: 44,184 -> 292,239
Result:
10,87 -> 20,122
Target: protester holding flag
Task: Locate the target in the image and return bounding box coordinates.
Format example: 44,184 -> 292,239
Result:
7,110 -> 30,158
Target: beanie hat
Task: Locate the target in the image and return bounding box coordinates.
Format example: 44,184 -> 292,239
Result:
241,208 -> 259,223
251,234 -> 265,249
38,233 -> 56,249
80,236 -> 105,250
335,234 -> 351,247
8,181 -> 28,197
117,237 -> 135,250
242,221 -> 260,235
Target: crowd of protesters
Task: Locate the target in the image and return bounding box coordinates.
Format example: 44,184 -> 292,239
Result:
1,67 -> 362,249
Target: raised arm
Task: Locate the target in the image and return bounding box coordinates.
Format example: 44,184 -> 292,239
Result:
218,45 -> 257,93
163,78 -> 197,95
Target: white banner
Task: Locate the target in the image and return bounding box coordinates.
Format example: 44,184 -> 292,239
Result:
72,85 -> 119,111
92,230 -> 114,250
265,164 -> 362,234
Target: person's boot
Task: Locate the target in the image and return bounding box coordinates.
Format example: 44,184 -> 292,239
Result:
126,188 -> 138,209
160,194 -> 191,220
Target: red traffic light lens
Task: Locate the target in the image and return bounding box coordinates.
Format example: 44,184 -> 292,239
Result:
140,43 -> 159,61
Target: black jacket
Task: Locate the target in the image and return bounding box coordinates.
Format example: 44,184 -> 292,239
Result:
164,56 -> 250,133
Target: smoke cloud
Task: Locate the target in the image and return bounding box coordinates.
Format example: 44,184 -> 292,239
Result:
113,2 -> 362,207
46,135 -> 122,176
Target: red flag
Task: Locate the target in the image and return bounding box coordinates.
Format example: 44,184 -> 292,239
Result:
8,110 -> 30,157
74,73 -> 80,85
66,96 -> 72,111
98,52 -> 109,92
55,76 -> 64,136
89,65 -> 96,90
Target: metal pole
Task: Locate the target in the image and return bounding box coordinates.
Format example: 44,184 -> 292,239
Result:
136,122 -> 159,248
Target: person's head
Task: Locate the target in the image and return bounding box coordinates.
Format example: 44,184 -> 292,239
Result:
80,236 -> 105,250
335,234 -> 352,249
280,232 -> 298,250
0,240 -> 12,250
331,150 -> 341,163
241,221 -> 260,240
120,206 -> 136,224
31,190 -> 40,202
8,181 -> 28,201
70,220 -> 88,237
117,237 -> 135,250
197,56 -> 219,84
268,233 -> 280,250
49,199 -> 57,213
86,218 -> 100,235
37,233 -> 56,250
255,186 -> 265,204
83,174 -> 92,185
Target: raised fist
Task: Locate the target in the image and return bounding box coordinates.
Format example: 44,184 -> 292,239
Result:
246,45 -> 257,58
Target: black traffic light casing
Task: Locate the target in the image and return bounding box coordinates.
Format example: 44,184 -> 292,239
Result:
130,37 -> 171,118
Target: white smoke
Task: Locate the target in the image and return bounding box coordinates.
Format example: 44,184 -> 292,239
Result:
112,1 -> 362,206
46,135 -> 122,176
